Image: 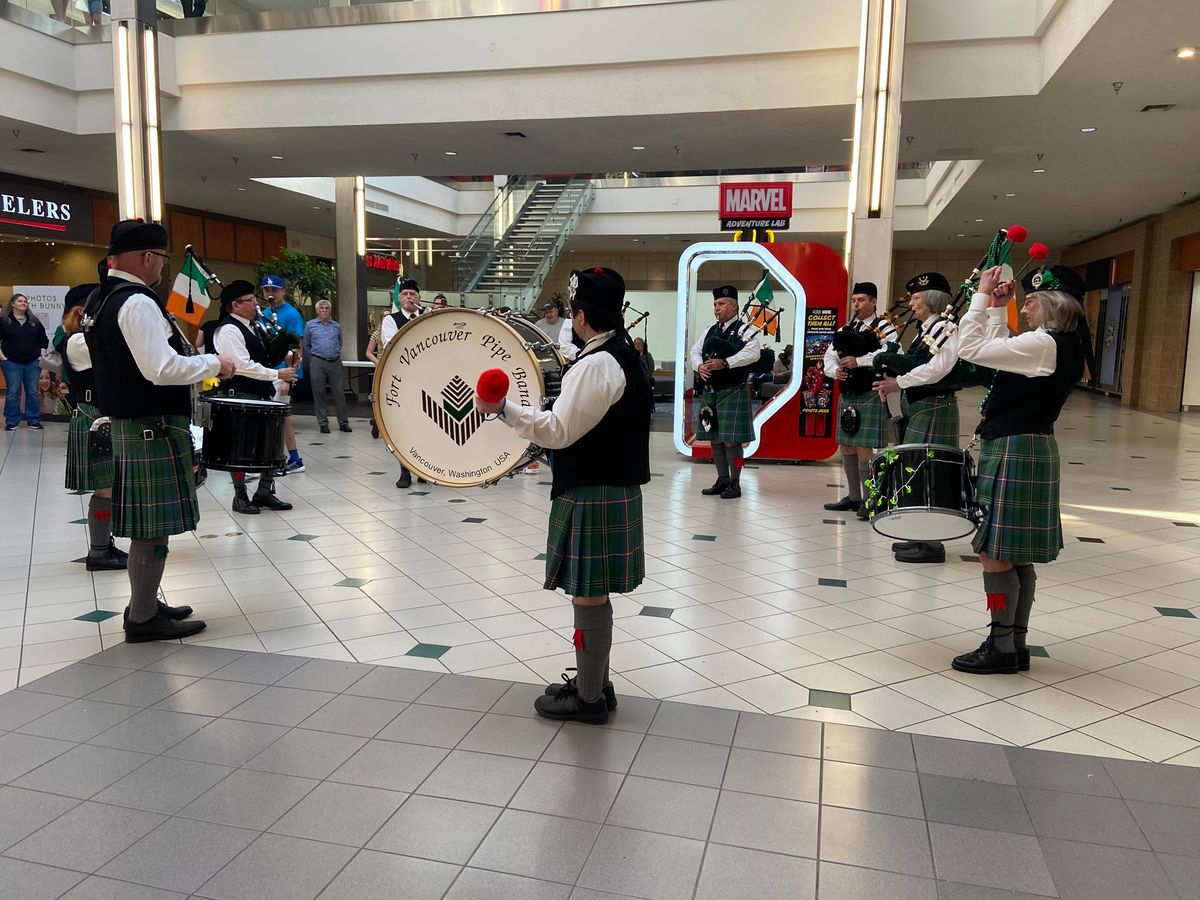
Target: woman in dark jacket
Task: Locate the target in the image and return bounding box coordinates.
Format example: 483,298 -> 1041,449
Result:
1,293 -> 50,430
633,337 -> 655,410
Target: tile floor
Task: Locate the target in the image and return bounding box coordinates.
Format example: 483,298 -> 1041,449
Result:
1,388 -> 1199,766
4,641 -> 1200,900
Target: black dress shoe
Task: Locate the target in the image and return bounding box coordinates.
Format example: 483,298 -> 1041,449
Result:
370,420 -> 379,439
720,484 -> 742,499
533,691 -> 609,724
1018,648 -> 1031,671
319,424 -> 331,434
545,673 -> 618,711
232,494 -> 261,515
701,477 -> 730,496
951,637 -> 1019,675
124,600 -> 194,624
396,468 -> 412,489
107,540 -> 128,565
339,423 -> 353,433
855,504 -> 870,520
86,545 -> 128,571
894,541 -> 946,564
823,496 -> 859,511
892,540 -> 920,552
124,610 -> 206,643
253,493 -> 293,511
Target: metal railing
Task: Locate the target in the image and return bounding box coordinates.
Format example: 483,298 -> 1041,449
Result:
450,175 -> 531,293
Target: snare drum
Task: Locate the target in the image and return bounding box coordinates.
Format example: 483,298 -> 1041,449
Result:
866,443 -> 979,541
371,308 -> 564,486
197,397 -> 289,472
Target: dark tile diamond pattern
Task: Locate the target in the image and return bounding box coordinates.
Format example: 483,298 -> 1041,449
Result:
1156,607 -> 1197,619
639,607 -> 675,619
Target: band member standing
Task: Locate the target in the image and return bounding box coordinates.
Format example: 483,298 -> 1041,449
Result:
259,275 -> 307,472
58,283 -> 126,571
476,267 -> 651,724
690,285 -> 762,499
84,220 -> 236,642
822,282 -> 897,518
873,272 -> 961,563
213,281 -> 297,515
381,278 -> 423,489
951,263 -> 1088,675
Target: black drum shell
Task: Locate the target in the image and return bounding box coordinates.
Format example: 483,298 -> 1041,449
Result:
199,397 -> 289,472
869,443 -> 977,541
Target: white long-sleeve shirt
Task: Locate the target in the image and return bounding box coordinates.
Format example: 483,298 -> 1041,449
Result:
821,314 -> 898,379
500,330 -> 626,450
381,307 -> 422,348
557,317 -> 580,362
214,314 -> 277,380
66,333 -> 91,371
896,315 -> 960,389
108,269 -> 219,386
958,292 -> 1057,377
689,319 -> 762,373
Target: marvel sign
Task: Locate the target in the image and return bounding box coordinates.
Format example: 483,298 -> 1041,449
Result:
719,182 -> 792,230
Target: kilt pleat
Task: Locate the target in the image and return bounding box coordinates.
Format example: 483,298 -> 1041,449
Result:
65,401 -> 113,492
545,486 -> 645,597
972,434 -> 1063,563
903,394 -> 960,448
111,415 -> 199,539
696,384 -> 755,444
837,390 -> 890,448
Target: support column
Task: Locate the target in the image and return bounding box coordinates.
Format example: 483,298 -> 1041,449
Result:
845,0 -> 908,307
334,175 -> 367,356
111,0 -> 164,222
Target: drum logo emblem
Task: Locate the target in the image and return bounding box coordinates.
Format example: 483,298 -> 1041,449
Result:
421,376 -> 485,447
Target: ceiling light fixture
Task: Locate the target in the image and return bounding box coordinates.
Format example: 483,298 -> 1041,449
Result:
974,218 -> 984,222
841,137 -> 854,142
271,155 -> 284,160
444,150 -> 457,156
1004,193 -> 1016,197
1033,168 -> 1046,173
957,233 -> 965,237
1080,126 -> 1097,133
1176,47 -> 1197,59
312,205 -> 321,210
236,187 -> 247,191
632,145 -> 645,151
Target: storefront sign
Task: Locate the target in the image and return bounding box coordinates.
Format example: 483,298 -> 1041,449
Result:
0,179 -> 94,243
719,182 -> 792,231
14,285 -> 69,342
364,253 -> 401,272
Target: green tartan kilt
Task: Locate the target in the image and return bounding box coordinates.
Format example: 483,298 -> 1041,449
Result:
111,415 -> 199,539
972,434 -> 1063,563
837,390 -> 889,448
65,401 -> 113,492
696,384 -> 755,444
902,393 -> 960,448
545,486 -> 645,597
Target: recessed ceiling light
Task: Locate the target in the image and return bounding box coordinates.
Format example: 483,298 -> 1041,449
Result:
444,150 -> 457,156
1177,47 -> 1197,59
957,233 -> 966,237
271,155 -> 284,160
1004,193 -> 1016,197
632,145 -> 645,151
1080,126 -> 1097,133
312,206 -> 321,210
975,218 -> 984,222
236,187 -> 247,191
1033,168 -> 1046,173
841,137 -> 854,142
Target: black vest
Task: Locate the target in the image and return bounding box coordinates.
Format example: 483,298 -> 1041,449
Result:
701,319 -> 751,389
978,331 -> 1084,440
84,278 -> 192,419
550,338 -> 652,499
54,330 -> 96,405
218,317 -> 274,399
902,318 -> 959,403
389,309 -> 417,335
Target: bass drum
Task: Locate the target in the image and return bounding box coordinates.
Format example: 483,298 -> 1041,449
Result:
372,308 -> 564,487
867,443 -> 979,541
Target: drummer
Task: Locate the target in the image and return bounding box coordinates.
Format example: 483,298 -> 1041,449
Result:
213,280 -> 297,515
951,263 -> 1088,676
84,219 -> 235,643
872,271 -> 961,564
381,278 -> 423,489
475,267 -> 651,724
57,282 -> 127,571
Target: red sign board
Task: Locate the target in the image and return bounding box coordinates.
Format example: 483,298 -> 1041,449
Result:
719,181 -> 792,231
364,253 -> 400,272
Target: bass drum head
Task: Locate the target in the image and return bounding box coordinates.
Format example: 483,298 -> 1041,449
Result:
870,508 -> 977,541
372,309 -> 556,487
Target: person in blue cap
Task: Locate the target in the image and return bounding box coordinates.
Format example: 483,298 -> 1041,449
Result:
259,274 -> 306,473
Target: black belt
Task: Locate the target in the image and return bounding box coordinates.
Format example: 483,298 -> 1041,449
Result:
312,355 -> 340,362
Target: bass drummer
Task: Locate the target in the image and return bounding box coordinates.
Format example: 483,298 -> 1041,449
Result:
381,278 -> 423,489
872,272 -> 961,564
212,280 -> 297,515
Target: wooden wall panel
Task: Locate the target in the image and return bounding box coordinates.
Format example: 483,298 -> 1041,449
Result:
234,224 -> 263,264
91,198 -> 119,247
262,228 -> 287,258
170,212 -> 206,256
1113,251 -> 1135,284
1180,233 -> 1200,272
204,219 -> 235,261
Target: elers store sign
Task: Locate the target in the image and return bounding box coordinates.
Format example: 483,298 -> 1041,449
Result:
718,181 -> 793,231
0,178 -> 94,243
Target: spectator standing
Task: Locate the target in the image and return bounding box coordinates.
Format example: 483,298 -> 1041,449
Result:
1,293 -> 50,430
259,274 -> 307,472
303,300 -> 351,434
633,336 -> 656,410
433,293 -> 449,309
534,299 -> 565,339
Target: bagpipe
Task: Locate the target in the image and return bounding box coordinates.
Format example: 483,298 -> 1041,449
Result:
832,324 -> 884,394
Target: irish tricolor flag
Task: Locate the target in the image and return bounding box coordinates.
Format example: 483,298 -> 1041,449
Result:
167,254 -> 214,326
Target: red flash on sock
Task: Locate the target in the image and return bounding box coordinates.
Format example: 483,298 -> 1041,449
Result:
733,458 -> 744,470
572,628 -> 584,650
986,593 -> 1007,612
94,510 -> 112,521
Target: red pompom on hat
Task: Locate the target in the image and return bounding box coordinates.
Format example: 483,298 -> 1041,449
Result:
1028,242 -> 1051,260
476,369 -> 510,404
1006,224 -> 1028,243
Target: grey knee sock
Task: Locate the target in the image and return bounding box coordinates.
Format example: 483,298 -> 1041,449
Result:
842,453 -> 862,501
128,537 -> 168,624
728,444 -> 744,484
711,443 -> 730,481
87,494 -> 113,552
573,601 -> 613,704
983,569 -> 1021,653
1013,565 -> 1036,649
857,456 -> 873,500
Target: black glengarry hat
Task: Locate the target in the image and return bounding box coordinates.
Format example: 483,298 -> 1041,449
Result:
64,283 -> 99,313
906,272 -> 952,294
398,278 -> 420,293
1022,264 -> 1086,303
713,284 -> 738,301
219,280 -> 257,310
568,267 -> 625,328
107,219 -> 168,255
852,281 -> 878,299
